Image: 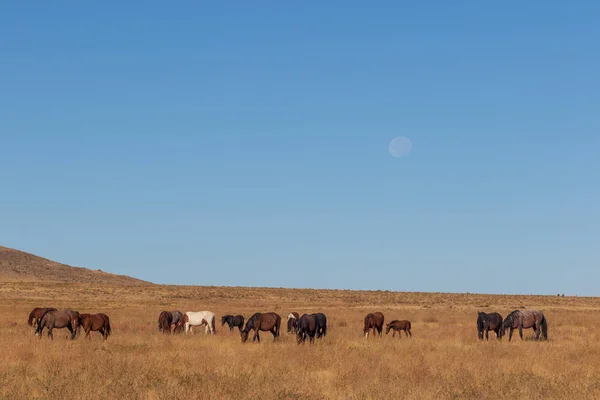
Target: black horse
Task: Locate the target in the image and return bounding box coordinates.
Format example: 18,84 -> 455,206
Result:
221,315 -> 245,333
477,312 -> 503,340
313,312 -> 327,339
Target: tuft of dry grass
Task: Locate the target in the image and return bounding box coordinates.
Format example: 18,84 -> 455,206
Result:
2,282 -> 600,399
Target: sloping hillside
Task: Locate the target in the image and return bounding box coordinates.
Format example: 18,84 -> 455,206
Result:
0,246 -> 149,285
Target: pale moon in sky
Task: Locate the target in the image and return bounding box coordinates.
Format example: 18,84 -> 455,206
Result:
389,137 -> 412,158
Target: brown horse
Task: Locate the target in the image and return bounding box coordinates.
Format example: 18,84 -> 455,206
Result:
240,312 -> 281,343
287,312 -> 300,334
28,307 -> 57,328
500,310 -> 548,341
386,320 -> 412,338
158,311 -> 173,334
78,313 -> 111,341
35,309 -> 79,340
364,312 -> 384,338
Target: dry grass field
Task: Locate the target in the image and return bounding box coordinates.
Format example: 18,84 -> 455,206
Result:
2,282 -> 600,400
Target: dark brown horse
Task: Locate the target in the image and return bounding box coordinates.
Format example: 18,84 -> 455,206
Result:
287,312 -> 300,334
78,313 -> 111,341
313,312 -> 327,339
35,309 -> 79,340
386,320 -> 412,338
240,312 -> 281,343
28,307 -> 57,328
477,312 -> 502,340
296,314 -> 317,344
364,312 -> 384,338
500,310 -> 548,341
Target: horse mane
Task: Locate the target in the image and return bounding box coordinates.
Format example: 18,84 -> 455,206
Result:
39,308 -> 55,323
502,310 -> 520,327
27,309 -> 37,326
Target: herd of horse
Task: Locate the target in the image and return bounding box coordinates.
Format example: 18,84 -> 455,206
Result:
477,310 -> 548,341
27,307 -> 111,341
27,306 -> 549,343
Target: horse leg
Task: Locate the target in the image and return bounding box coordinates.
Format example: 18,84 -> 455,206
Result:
518,325 -> 524,340
485,328 -> 489,340
255,331 -> 261,343
48,327 -> 53,340
508,328 -> 514,342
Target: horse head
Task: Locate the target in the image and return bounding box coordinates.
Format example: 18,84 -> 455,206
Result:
240,330 -> 249,343
221,316 -> 227,326
385,323 -> 391,334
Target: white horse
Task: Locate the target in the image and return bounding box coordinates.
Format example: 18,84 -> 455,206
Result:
183,311 -> 216,335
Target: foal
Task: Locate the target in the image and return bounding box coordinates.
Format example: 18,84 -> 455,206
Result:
385,320 -> 412,338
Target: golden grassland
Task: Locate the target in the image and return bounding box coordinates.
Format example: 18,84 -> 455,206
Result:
1,282 -> 600,399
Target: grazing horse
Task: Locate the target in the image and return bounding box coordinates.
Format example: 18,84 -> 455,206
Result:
78,313 -> 111,341
28,307 -> 57,328
386,320 -> 412,338
296,314 -> 317,344
477,312 -> 503,340
364,312 -> 385,338
313,313 -> 327,338
500,310 -> 548,341
158,311 -> 173,334
178,311 -> 216,335
287,312 -> 300,334
240,312 -> 281,343
35,309 -> 79,340
170,311 -> 185,333
221,315 -> 245,333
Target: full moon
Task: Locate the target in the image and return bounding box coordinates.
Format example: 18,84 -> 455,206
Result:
389,137 -> 412,158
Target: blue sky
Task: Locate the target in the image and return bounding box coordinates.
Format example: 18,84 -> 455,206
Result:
1,2 -> 599,295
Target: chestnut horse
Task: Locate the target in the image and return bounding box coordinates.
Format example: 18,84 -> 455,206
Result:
240,312 -> 281,343
28,307 -> 57,328
364,312 -> 384,338
79,313 -> 111,341
35,309 -> 79,340
386,320 -> 412,338
158,311 -> 173,334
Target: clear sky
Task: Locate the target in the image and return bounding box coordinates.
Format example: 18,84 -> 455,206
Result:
1,2 -> 599,295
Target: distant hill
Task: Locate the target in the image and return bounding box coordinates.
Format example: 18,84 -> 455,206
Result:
0,245 -> 149,285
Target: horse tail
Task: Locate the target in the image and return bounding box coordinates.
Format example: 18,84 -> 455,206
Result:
105,316 -> 112,337
27,310 -> 36,326
211,314 -> 216,334
540,314 -> 548,340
